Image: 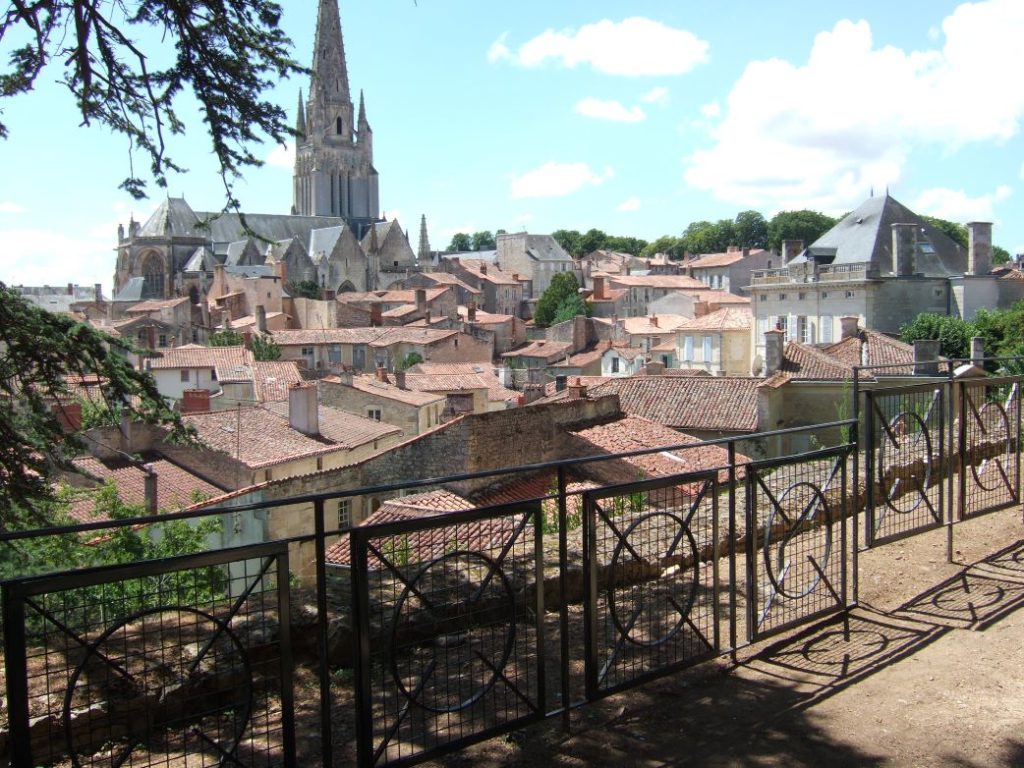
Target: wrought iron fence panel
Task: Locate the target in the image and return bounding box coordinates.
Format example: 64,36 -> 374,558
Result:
350,502 -> 544,767
746,447 -> 851,642
1,542 -> 295,768
581,471 -> 720,698
864,383 -> 946,546
958,376 -> 1021,519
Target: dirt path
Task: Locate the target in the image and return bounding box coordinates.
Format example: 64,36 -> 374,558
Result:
429,505 -> 1024,767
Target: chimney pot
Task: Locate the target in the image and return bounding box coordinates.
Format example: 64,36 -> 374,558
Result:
143,465 -> 158,515
839,316 -> 860,340
288,382 -> 319,435
913,339 -> 941,376
966,222 -> 993,276
764,329 -> 785,376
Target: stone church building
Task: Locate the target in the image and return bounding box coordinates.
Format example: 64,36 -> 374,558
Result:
113,0 -> 414,303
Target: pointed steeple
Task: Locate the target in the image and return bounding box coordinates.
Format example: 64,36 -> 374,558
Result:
311,0 -> 350,102
295,89 -> 306,137
418,215 -> 431,264
358,90 -> 367,125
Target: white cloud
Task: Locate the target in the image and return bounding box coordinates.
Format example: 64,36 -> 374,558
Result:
617,196 -> 641,212
699,101 -> 720,119
0,202 -> 27,214
509,162 -> 613,199
0,228 -> 114,294
575,97 -> 646,123
265,141 -> 295,169
913,185 -> 1011,223
490,18 -> 709,76
514,213 -> 534,226
685,2 -> 1024,213
641,86 -> 669,105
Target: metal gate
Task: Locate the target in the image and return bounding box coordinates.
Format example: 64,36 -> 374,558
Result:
958,375 -> 1021,519
864,382 -> 946,545
582,471 -> 720,698
2,542 -> 295,768
746,447 -> 851,641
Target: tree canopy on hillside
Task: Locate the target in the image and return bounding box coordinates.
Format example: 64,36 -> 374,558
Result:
534,272 -> 586,327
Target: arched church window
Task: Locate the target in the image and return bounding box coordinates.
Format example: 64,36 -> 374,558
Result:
336,117 -> 343,134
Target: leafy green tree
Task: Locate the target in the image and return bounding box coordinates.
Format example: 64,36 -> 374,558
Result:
552,229 -> 582,257
551,293 -> 589,324
251,334 -> 282,361
604,235 -> 648,256
681,219 -> 734,255
447,233 -> 472,252
578,228 -> 608,256
0,283 -> 184,520
767,210 -> 837,253
993,245 -> 1011,265
900,313 -> 974,359
921,216 -> 968,249
534,272 -> 583,327
641,235 -> 684,260
471,231 -> 496,250
398,352 -> 424,371
287,278 -> 321,299
733,210 -> 769,249
209,329 -> 244,347
0,0 -> 304,206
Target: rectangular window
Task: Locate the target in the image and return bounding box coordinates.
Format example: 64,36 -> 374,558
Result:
611,356 -> 620,373
367,408 -> 382,421
797,316 -> 811,344
775,315 -> 788,337
797,293 -> 806,301
821,315 -> 834,343
702,335 -> 713,361
821,292 -> 829,299
158,334 -> 168,347
180,369 -> 190,383
845,290 -> 855,298
337,499 -> 351,529
683,335 -> 694,361
778,293 -> 787,300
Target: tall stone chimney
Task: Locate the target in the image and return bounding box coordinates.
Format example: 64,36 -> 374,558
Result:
255,304 -> 268,333
891,223 -> 917,276
274,260 -> 287,283
839,316 -> 860,340
467,301 -> 477,322
782,240 -> 804,262
966,222 -> 992,276
913,339 -> 941,376
143,464 -> 158,515
971,336 -> 985,366
764,329 -> 785,375
288,382 -> 319,436
415,288 -> 427,315
370,302 -> 382,327
593,276 -> 605,300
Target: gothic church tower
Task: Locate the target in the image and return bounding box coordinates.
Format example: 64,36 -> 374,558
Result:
293,0 -> 379,232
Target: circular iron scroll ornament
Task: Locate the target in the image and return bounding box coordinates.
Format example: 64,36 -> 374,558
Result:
970,401 -> 1012,491
390,550 -> 517,714
607,510 -> 700,648
63,606 -> 252,768
763,481 -> 832,600
877,411 -> 933,514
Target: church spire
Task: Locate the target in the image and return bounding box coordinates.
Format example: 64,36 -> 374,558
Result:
295,89 -> 306,137
418,214 -> 431,264
311,0 -> 350,103
358,89 -> 368,127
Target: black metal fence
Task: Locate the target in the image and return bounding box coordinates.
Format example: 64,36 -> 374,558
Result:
2,366 -> 1022,767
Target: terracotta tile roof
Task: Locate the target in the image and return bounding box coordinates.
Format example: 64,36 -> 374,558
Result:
589,288 -> 628,303
997,268 -> 1024,281
148,345 -> 253,383
551,345 -> 606,368
570,416 -> 742,482
407,362 -> 497,375
347,374 -> 446,406
698,291 -> 750,305
419,272 -> 482,293
67,457 -> 224,523
471,472 -> 598,518
185,404 -> 399,468
779,341 -> 862,380
588,376 -> 760,432
459,307 -> 514,324
339,287 -> 449,305
501,340 -> 572,362
823,330 -> 916,371
401,372 -> 521,403
124,297 -> 191,313
251,361 -> 304,402
689,249 -> 767,268
459,261 -> 520,285
541,376 -> 617,397
381,305 -> 418,318
270,328 -> 383,346
324,489 -> 518,567
608,275 -> 707,290
675,307 -> 752,331
369,327 -> 458,346
622,314 -> 690,334
220,311 -> 286,331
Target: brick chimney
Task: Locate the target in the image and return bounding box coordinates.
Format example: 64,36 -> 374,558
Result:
143,464 -> 158,515
839,316 -> 860,340
467,301 -> 477,322
255,304 -> 268,333
274,260 -> 288,282
370,302 -> 382,327
67,282 -> 74,295
181,388 -> 211,414
395,370 -> 407,389
764,329 -> 785,375
650,314 -> 658,328
94,283 -> 103,303
567,378 -> 588,399
480,264 -> 487,275
376,366 -> 389,382
415,288 -> 427,315
288,382 -> 319,436
646,360 -> 666,376
967,222 -> 992,276
782,240 -> 804,262
593,276 -> 605,300
891,223 -> 917,276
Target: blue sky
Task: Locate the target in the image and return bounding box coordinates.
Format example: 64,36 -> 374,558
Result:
1,0 -> 1022,295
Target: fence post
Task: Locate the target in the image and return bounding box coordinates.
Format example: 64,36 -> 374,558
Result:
851,373 -> 860,604
2,584 -> 32,767
556,464 -> 572,731
313,498 -> 334,768
727,441 -> 738,659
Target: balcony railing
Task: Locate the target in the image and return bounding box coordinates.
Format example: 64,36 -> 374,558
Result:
750,262 -> 874,286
